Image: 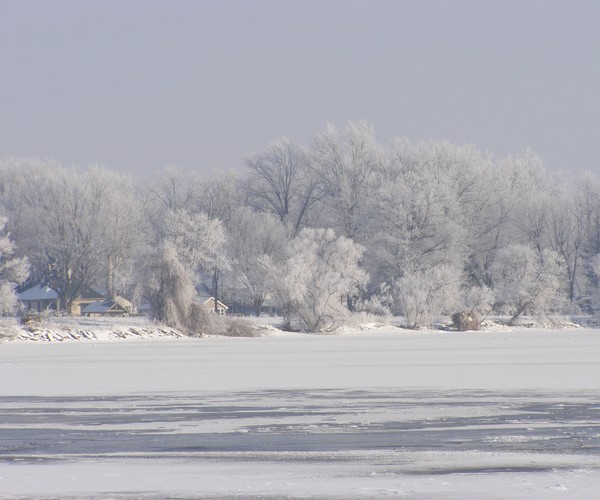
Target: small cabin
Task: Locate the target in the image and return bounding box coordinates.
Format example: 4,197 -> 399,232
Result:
17,285 -> 60,313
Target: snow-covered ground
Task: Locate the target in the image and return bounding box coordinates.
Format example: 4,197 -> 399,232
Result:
1,322 -> 600,498
1,315 -> 185,342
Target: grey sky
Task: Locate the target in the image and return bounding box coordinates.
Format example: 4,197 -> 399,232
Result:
1,0 -> 598,178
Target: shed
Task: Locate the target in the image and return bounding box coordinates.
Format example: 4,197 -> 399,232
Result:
17,285 -> 60,313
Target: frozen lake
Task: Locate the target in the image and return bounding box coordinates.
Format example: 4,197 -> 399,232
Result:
1,328 -> 600,498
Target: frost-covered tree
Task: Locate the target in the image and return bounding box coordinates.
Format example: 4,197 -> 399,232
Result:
503,149 -> 558,245
548,195 -> 586,302
197,171 -> 240,225
367,140 -> 497,311
5,122 -> 600,324
519,194 -> 552,257
491,244 -> 566,324
19,164 -> 140,311
164,210 -> 227,275
163,209 -> 230,311
148,166 -> 204,212
503,158 -> 586,305
143,241 -> 208,335
265,228 -> 367,331
0,216 -> 29,315
394,264 -> 460,328
371,154 -> 465,280
0,159 -> 41,253
244,137 -> 318,236
578,173 -> 600,259
143,209 -> 244,333
466,150 -> 556,288
24,166 -> 107,310
227,207 -> 287,316
89,167 -> 145,299
590,254 -> 600,315
311,122 -> 383,240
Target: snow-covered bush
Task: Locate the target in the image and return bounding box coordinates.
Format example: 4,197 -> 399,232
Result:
0,318 -> 21,341
208,316 -> 263,337
394,264 -> 460,329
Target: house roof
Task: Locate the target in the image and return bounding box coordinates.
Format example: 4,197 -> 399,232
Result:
18,284 -> 106,301
198,296 -> 228,309
82,301 -> 128,314
197,284 -> 228,309
17,285 -> 59,301
68,284 -> 105,300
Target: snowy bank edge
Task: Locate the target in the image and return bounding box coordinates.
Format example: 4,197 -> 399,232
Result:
1,315 -> 598,343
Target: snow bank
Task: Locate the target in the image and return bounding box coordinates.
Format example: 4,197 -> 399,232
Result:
1,316 -> 184,342
16,324 -> 184,342
2,314 -> 598,342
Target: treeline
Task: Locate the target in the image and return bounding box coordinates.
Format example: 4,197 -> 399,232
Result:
1,121 -> 600,331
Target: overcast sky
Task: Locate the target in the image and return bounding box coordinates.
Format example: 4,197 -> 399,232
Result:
1,0 -> 598,178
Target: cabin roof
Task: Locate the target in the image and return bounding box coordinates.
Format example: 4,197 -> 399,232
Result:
17,285 -> 59,301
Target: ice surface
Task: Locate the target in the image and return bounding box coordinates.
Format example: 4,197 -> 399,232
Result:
1,326 -> 600,498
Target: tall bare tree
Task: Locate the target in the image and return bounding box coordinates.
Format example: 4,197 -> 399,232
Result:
244,137 -> 318,236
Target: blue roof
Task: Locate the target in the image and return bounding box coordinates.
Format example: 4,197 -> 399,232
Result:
82,301 -> 127,314
81,302 -> 111,314
17,285 -> 59,301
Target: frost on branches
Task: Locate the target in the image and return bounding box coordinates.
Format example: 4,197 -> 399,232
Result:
227,207 -> 287,317
3,125 -> 600,331
491,244 -> 566,324
144,209 -> 228,334
591,254 -> 600,314
265,228 -> 367,331
144,241 -> 204,334
0,216 -> 29,315
394,265 -> 460,329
